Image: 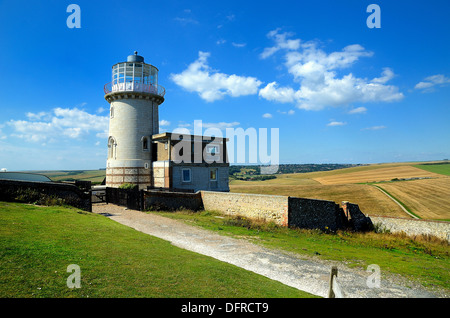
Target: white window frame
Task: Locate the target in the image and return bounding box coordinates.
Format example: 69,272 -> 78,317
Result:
206,144 -> 220,155
182,168 -> 191,183
108,136 -> 117,159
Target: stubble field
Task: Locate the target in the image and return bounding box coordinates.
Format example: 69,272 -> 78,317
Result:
230,161 -> 450,220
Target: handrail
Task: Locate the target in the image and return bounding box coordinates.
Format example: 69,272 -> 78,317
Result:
104,82 -> 165,97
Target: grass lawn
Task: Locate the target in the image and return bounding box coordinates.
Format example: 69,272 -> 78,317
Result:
151,210 -> 450,292
0,201 -> 316,298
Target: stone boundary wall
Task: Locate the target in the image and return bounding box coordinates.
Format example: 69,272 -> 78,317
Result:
370,215 -> 450,242
288,197 -> 347,231
113,188 -> 450,239
0,179 -> 92,212
201,191 -> 289,226
143,190 -> 203,211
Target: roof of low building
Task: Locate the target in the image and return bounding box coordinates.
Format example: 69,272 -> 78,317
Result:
152,132 -> 228,142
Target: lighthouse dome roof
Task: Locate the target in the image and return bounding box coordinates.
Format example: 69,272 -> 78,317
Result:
127,51 -> 144,63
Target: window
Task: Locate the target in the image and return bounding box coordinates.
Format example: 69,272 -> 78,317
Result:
110,106 -> 114,119
206,144 -> 220,155
142,136 -> 149,151
182,168 -> 191,183
108,137 -> 116,159
210,169 -> 217,181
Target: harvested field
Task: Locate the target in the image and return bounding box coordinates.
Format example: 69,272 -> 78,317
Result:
376,177 -> 450,220
230,183 -> 408,218
313,166 -> 441,185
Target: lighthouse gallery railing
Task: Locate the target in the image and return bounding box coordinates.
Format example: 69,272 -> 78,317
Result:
104,82 -> 165,97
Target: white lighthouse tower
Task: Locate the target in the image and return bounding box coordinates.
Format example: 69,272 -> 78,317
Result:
104,52 -> 165,188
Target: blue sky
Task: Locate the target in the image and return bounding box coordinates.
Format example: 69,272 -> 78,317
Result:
0,0 -> 449,170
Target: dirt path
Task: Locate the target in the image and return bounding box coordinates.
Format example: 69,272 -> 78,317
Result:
92,203 -> 445,298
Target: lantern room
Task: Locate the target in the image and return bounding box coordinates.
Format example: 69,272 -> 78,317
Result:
104,51 -> 165,99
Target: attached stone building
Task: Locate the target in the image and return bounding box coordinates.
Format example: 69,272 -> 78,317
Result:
152,132 -> 229,192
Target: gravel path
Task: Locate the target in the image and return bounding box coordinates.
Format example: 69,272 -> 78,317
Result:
92,203 -> 446,298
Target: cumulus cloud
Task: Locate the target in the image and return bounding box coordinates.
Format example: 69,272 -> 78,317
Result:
260,28 -> 301,59
327,121 -> 346,127
415,74 -> 450,91
348,106 -> 367,114
372,68 -> 395,84
7,107 -> 109,143
159,120 -> 171,126
259,82 -> 295,103
259,29 -> 404,110
171,51 -> 263,102
262,113 -> 272,118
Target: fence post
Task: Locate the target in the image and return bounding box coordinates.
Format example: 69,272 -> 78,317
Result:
140,190 -> 144,211
328,266 -> 338,298
328,266 -> 345,298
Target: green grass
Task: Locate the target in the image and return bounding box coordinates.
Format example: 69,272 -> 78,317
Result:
0,201 -> 316,298
151,210 -> 450,292
414,163 -> 450,176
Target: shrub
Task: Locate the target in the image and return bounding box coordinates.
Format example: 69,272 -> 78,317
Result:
119,183 -> 138,190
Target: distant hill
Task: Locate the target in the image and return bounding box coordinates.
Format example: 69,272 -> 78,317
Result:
230,163 -> 363,181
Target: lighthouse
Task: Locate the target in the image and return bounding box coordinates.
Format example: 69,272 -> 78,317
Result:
104,52 -> 165,189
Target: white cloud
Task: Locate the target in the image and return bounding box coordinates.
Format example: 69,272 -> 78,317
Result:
262,113 -> 272,118
226,14 -> 235,21
97,106 -> 107,114
259,29 -> 404,110
277,109 -> 295,115
200,121 -> 240,129
371,68 -> 395,84
260,28 -> 301,59
7,107 -> 109,143
348,106 -> 367,114
171,51 -> 263,102
175,121 -> 240,135
0,124 -> 5,140
174,17 -> 199,25
259,82 -> 295,103
362,125 -> 386,130
327,121 -> 346,127
415,74 -> 450,91
159,120 -> 171,126
26,111 -> 50,121
232,42 -> 246,48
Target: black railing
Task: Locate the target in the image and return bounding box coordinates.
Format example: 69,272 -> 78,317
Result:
106,187 -> 143,211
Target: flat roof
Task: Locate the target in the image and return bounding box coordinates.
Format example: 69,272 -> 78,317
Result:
0,172 -> 52,182
152,132 -> 228,141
